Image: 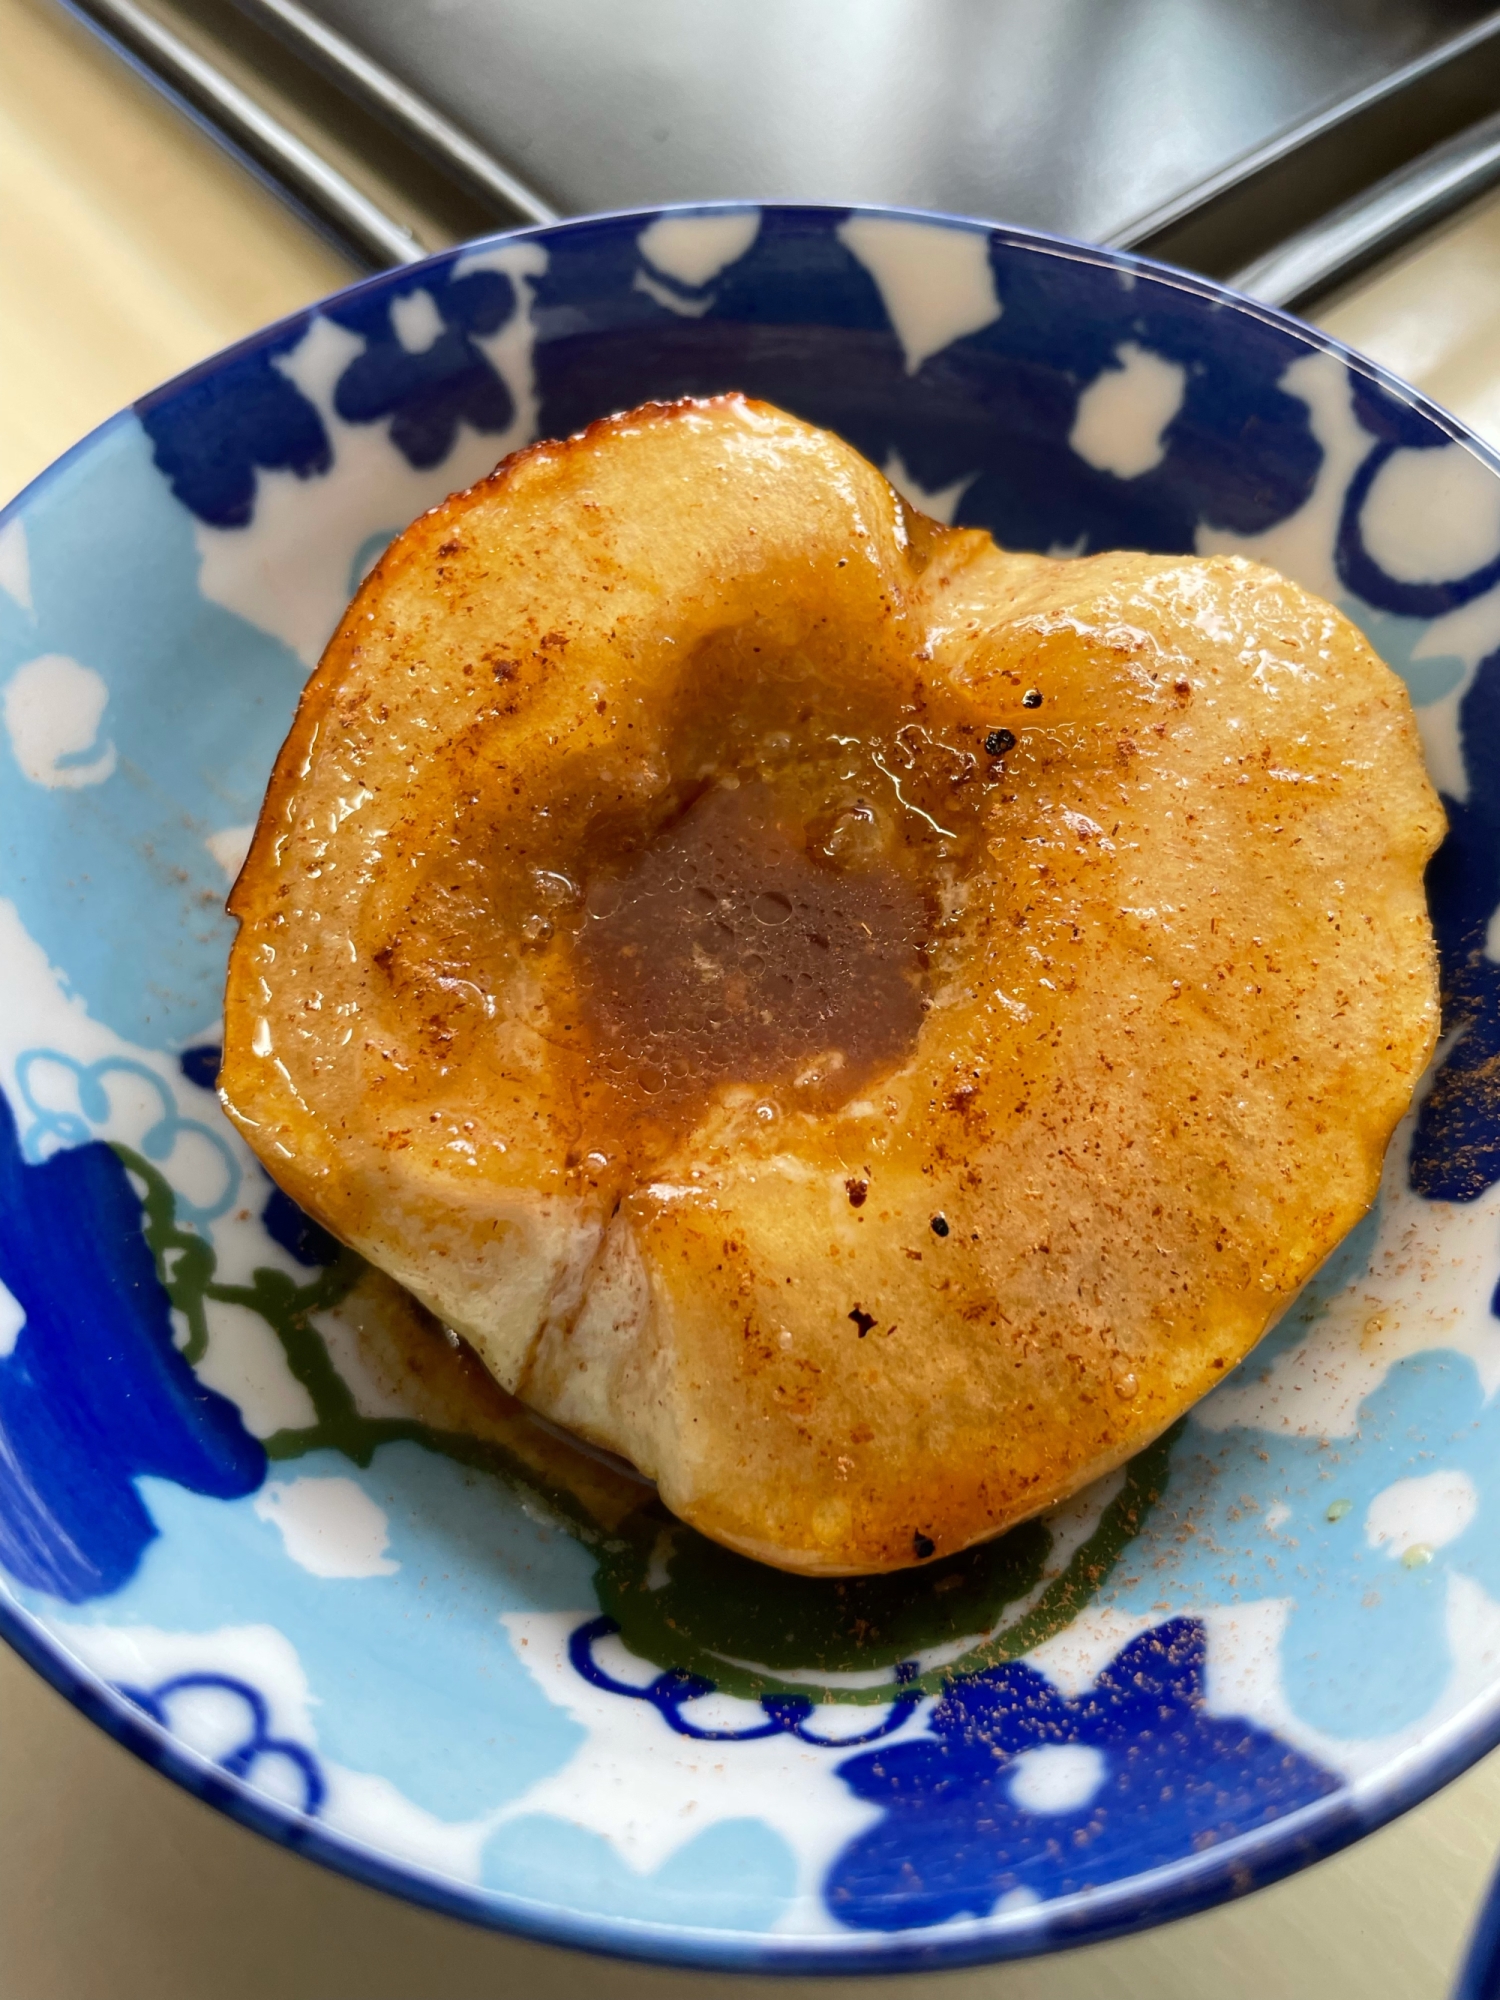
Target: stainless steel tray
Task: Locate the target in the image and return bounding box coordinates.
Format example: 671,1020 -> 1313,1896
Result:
56,0 -> 1500,305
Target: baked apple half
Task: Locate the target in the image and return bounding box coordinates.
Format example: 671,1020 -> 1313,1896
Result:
221,394 -> 1442,1575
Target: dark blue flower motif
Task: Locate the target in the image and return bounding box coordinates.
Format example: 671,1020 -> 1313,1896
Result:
177,1045 -> 223,1093
1410,641 -> 1500,1205
824,1619 -> 1339,1931
1336,374 -> 1500,618
568,1613 -> 922,1745
528,209 -> 894,446
137,320 -> 330,531
118,1671 -> 324,1815
0,1089 -> 265,1602
914,252 -> 1320,558
260,1182 -> 340,1269
328,268 -> 517,470
530,209 -> 1320,560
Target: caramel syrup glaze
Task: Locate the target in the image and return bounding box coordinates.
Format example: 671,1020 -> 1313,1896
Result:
555,636 -> 1003,1161
574,779 -> 927,1121
376,623 -> 1011,1187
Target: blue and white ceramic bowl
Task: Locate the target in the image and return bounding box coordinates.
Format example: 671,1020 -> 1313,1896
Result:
4,203 -> 1500,1974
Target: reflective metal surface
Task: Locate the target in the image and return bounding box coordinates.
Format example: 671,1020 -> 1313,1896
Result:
1134,10 -> 1500,275
1231,109 -> 1500,309
238,0 -> 554,225
235,0 -> 1498,257
59,0 -> 428,264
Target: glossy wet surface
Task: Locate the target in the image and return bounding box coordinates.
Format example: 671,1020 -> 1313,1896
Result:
573,781 -> 929,1122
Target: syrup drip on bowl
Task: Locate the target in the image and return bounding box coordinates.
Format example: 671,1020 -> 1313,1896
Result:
573,781 -> 928,1121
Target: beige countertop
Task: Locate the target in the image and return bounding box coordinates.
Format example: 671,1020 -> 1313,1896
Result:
7,2 -> 1500,1991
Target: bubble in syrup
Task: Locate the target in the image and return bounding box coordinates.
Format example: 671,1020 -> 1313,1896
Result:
754,891 -> 793,926
534,868 -> 580,907
817,800 -> 885,869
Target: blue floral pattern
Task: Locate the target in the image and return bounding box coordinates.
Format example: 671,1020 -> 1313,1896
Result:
1411,642 -> 1500,1204
118,1671 -> 324,1816
327,268 -> 518,469
1096,1345 -> 1500,1741
569,1614 -> 923,1746
0,1091 -> 263,1600
1337,375 -> 1500,618
826,1620 -> 1340,1930
138,320 -> 330,531
15,1049 -> 238,1225
527,210 -> 1320,561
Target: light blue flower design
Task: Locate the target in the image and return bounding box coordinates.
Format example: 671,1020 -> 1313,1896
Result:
34,1444 -> 593,1823
1338,598 -> 1466,707
1102,1345 -> 1500,1740
14,1048 -> 239,1224
0,419 -> 307,1051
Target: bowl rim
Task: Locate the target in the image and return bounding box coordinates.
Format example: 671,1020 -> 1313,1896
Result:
3,196 -> 1498,1975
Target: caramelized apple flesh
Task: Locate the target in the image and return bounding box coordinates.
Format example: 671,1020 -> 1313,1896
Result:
222,395 -> 1442,1574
